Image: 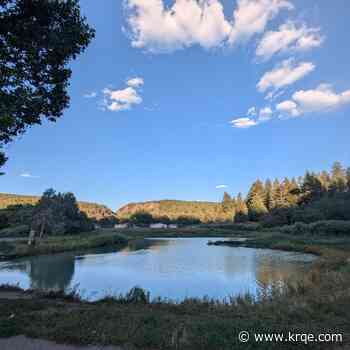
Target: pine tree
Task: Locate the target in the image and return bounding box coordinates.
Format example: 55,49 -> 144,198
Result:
264,179 -> 274,211
221,192 -> 235,220
319,170 -> 331,192
301,172 -> 323,203
347,167 -> 350,191
329,161 -> 347,193
246,180 -> 267,220
235,193 -> 248,222
282,177 -> 298,207
272,179 -> 284,208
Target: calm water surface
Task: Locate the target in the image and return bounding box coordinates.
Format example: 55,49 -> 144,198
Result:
0,238 -> 315,301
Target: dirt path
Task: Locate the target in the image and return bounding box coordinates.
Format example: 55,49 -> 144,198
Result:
0,336 -> 123,350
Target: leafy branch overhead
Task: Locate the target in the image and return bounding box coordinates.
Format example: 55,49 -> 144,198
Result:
0,0 -> 95,165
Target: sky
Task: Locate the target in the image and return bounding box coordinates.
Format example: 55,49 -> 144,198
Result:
1,0 -> 350,210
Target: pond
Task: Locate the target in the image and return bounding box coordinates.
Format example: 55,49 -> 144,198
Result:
0,237 -> 316,301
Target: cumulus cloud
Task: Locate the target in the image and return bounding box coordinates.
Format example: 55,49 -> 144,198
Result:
124,0 -> 292,53
83,91 -> 97,98
127,77 -> 144,87
228,0 -> 293,44
276,100 -> 300,116
102,77 -> 144,112
257,59 -> 315,93
216,184 -> 228,189
256,21 -> 323,60
230,117 -> 258,128
276,84 -> 350,117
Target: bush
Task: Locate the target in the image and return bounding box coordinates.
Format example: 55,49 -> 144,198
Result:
279,220 -> 350,236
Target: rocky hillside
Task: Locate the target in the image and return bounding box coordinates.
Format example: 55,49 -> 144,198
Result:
116,200 -> 231,223
0,193 -> 116,220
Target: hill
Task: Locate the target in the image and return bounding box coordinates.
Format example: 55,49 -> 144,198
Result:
116,200 -> 231,223
0,193 -> 116,221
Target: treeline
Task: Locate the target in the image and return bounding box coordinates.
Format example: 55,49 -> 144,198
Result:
223,161 -> 350,227
117,200 -> 232,224
0,193 -> 116,221
0,189 -> 118,237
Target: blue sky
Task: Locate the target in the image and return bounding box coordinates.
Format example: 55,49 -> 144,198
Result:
1,0 -> 350,210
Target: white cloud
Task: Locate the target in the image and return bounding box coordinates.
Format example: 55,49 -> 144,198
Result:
127,77 -> 144,87
257,59 -> 315,93
20,173 -> 39,179
102,78 -> 144,112
124,0 -> 292,53
216,184 -> 228,189
257,59 -> 315,92
276,84 -> 350,117
230,117 -> 258,128
259,106 -> 273,120
256,21 -> 323,60
83,91 -> 97,98
276,100 -> 300,116
228,0 -> 293,44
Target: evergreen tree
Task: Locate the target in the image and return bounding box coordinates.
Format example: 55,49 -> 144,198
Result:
246,180 -> 267,220
319,170 -> 331,192
301,172 -> 323,203
272,179 -> 284,208
264,179 -> 274,211
329,162 -> 347,193
235,193 -> 248,222
221,192 -> 235,220
347,167 -> 350,191
282,177 -> 298,207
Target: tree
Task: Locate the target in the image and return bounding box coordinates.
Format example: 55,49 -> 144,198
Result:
221,192 -> 235,220
300,172 -> 323,204
264,179 -> 274,211
31,189 -> 93,238
246,180 -> 268,220
130,211 -> 154,226
329,162 -> 347,193
235,193 -> 248,222
347,167 -> 350,191
0,0 -> 95,167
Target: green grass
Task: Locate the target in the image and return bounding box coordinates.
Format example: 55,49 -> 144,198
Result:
0,229 -> 128,260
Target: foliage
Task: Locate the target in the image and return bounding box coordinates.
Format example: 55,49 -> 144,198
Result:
0,193 -> 116,221
278,220 -> 350,236
0,0 -> 95,167
31,189 -> 94,236
129,211 -> 154,227
117,200 -> 233,224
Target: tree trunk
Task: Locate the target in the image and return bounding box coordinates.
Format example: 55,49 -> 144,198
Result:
28,229 -> 36,246
39,220 -> 45,239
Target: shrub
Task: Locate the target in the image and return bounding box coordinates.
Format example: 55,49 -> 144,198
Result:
279,220 -> 350,236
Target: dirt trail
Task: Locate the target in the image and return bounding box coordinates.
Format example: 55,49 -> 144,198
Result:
0,336 -> 123,350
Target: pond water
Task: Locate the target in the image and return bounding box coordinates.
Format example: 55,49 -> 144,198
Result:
0,238 -> 316,301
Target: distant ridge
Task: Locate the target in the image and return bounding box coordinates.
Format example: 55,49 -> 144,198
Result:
0,193 -> 115,220
116,199 -> 230,223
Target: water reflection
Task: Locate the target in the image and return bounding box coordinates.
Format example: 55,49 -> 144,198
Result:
0,238 -> 315,301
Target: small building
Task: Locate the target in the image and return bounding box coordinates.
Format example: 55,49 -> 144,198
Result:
150,223 -> 168,229
114,223 -> 129,229
168,224 -> 178,229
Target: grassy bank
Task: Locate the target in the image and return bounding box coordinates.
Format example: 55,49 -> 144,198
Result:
0,230 -> 128,260
208,230 -> 350,262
